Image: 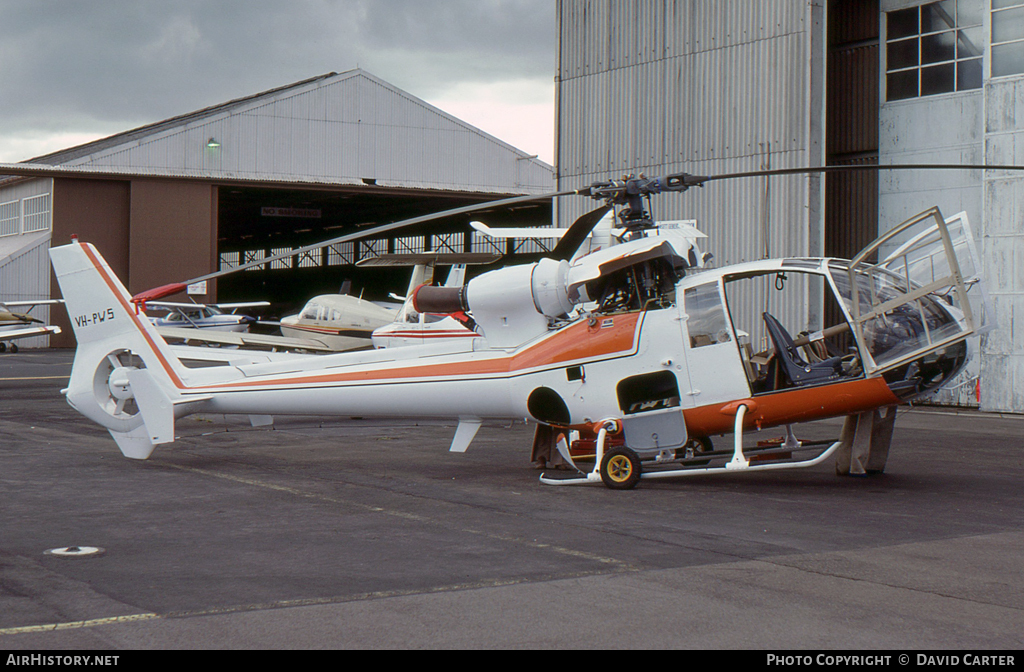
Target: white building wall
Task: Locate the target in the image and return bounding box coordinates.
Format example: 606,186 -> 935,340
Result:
981,77 -> 1024,412
879,1 -> 1024,412
0,177 -> 55,348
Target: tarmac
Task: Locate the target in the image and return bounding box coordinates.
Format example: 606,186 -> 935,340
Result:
1,348 -> 1022,650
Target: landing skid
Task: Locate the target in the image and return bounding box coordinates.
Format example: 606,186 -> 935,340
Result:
539,439 -> 843,486
539,408 -> 843,488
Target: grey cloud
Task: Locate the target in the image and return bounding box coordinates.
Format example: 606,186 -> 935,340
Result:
0,0 -> 554,135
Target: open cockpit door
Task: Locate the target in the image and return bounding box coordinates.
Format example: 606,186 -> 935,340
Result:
879,210 -> 992,336
833,207 -> 981,377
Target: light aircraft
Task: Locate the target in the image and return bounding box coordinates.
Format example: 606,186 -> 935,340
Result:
277,252 -> 496,351
0,299 -> 63,352
277,291 -> 398,351
151,253 -> 493,353
148,300 -> 269,333
49,165 -> 1000,488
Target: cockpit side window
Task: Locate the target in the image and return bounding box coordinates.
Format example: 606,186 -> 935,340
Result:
301,304 -> 320,321
683,282 -> 731,348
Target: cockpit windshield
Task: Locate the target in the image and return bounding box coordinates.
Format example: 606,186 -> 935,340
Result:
828,261 -> 966,373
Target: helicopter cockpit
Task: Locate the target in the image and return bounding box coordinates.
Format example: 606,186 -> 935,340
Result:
708,207 -> 979,401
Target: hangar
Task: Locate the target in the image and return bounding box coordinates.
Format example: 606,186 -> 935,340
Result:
0,69 -> 554,348
554,0 -> 1024,413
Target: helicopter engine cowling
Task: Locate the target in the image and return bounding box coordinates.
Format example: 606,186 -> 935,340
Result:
413,258 -> 574,348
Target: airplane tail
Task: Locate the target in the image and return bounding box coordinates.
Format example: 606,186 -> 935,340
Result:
49,239 -> 192,459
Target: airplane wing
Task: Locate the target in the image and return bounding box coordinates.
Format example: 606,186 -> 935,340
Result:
131,300 -> 196,309
1,299 -> 65,309
145,300 -> 270,309
210,301 -> 271,311
156,326 -> 343,352
356,252 -> 501,267
470,221 -> 569,239
0,324 -> 61,341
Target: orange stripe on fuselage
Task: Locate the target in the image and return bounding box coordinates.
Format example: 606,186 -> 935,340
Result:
81,239 -> 643,394
208,312 -> 644,390
682,376 -> 901,437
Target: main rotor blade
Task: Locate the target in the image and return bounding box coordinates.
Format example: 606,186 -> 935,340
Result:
699,163 -> 1024,183
549,205 -> 611,261
181,188 -> 579,287
132,161 -> 1024,302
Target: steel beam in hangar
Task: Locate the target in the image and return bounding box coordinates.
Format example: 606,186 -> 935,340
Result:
214,183 -> 554,316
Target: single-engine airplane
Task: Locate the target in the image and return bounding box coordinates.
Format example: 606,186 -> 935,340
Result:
148,300 -> 270,333
0,299 -> 63,352
49,165 -> 1001,488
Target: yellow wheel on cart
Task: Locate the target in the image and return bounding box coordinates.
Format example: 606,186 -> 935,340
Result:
600,447 -> 641,490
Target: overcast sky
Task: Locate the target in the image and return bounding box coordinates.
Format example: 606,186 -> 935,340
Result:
0,0 -> 557,164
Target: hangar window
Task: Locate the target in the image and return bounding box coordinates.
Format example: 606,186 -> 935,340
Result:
0,200 -> 18,237
22,194 -> 51,233
327,242 -> 355,266
361,239 -> 387,259
471,231 -> 504,255
993,0 -> 1024,76
296,248 -> 320,268
885,0 -> 983,100
395,236 -> 426,254
270,247 -> 293,270
243,249 -> 266,271
219,251 -> 240,270
434,233 -> 461,254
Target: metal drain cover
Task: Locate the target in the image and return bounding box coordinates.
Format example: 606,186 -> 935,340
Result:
45,546 -> 105,558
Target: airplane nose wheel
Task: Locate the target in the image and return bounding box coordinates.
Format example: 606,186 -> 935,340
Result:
600,446 -> 642,490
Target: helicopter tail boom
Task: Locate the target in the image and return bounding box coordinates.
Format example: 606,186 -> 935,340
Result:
50,240 -> 190,459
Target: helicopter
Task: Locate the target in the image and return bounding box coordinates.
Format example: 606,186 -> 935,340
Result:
48,164 -> 998,489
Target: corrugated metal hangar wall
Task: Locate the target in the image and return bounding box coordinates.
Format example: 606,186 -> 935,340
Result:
0,70 -> 555,347
556,0 -> 1024,413
556,0 -> 827,352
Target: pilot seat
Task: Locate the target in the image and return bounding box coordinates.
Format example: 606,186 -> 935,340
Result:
762,312 -> 845,388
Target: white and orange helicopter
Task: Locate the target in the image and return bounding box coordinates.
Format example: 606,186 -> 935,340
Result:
49,165 -> 998,489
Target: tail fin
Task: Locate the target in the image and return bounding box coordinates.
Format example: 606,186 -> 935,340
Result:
49,240 -> 187,459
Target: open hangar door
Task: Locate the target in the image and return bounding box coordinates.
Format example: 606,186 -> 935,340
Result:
214,184 -> 554,320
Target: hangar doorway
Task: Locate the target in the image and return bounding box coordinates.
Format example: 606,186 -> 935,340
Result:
214,185 -> 554,319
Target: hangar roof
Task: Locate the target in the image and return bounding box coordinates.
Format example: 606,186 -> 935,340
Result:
11,69 -> 553,195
